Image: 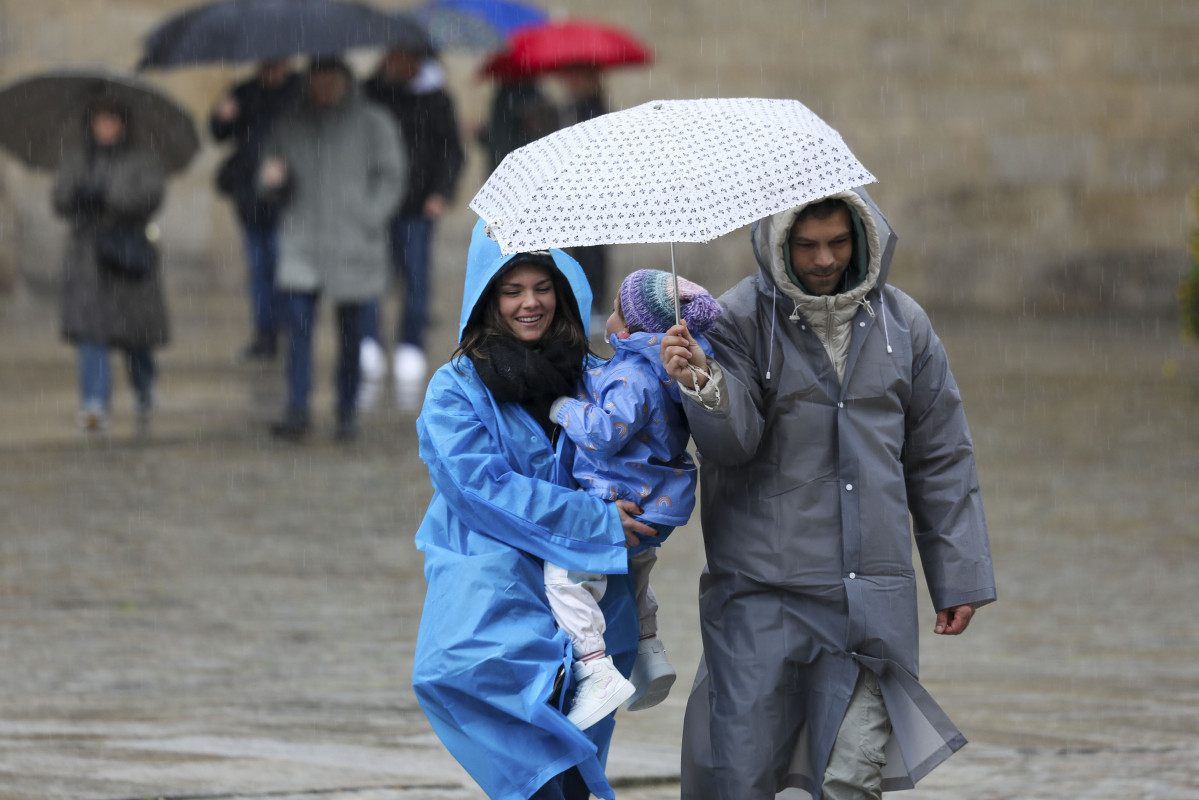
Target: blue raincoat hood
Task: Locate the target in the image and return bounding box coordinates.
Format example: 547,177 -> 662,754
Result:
460,217 -> 593,342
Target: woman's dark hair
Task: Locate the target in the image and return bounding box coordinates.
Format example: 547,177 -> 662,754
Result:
454,255 -> 591,365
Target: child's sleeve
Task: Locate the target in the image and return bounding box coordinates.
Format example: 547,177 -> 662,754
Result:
553,367 -> 658,459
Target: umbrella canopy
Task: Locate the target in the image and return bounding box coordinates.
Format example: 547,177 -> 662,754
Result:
0,68 -> 199,175
413,0 -> 547,51
480,19 -> 652,79
470,97 -> 876,256
138,0 -> 432,69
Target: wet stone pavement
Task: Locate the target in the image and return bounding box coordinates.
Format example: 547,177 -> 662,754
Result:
1,281 -> 1199,799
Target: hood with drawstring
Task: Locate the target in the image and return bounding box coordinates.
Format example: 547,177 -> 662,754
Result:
677,187 -> 996,798
750,188 -> 894,382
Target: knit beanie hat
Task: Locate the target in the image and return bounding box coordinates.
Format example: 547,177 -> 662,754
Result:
619,269 -> 721,335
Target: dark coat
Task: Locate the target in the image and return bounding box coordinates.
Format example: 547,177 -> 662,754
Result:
363,71 -> 463,218
52,143 -> 169,349
209,73 -> 302,226
559,91 -> 607,128
476,80 -> 558,173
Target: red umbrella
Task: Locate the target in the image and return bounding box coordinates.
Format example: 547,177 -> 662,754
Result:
481,19 -> 652,78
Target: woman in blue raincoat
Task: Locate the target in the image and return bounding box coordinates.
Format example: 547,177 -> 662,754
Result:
412,219 -> 657,800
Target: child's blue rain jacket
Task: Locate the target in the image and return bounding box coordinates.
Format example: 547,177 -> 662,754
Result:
553,330 -> 714,539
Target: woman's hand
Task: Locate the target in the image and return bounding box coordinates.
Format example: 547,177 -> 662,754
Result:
259,157 -> 288,190
616,499 -> 658,548
660,321 -> 709,390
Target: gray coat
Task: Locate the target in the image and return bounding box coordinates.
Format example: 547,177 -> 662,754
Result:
679,189 -> 996,799
51,145 -> 169,348
262,87 -> 406,302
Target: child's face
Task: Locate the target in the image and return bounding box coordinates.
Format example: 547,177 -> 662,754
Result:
605,295 -> 628,339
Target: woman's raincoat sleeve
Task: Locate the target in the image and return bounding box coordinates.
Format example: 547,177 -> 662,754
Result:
901,301 -> 997,613
418,365 -> 628,575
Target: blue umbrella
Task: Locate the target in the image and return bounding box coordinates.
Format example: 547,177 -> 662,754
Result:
138,0 -> 433,69
412,0 -> 547,51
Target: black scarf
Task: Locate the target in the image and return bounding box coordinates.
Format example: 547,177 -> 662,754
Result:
471,336 -> 584,438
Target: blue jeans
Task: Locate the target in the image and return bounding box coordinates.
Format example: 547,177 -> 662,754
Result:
361,215 -> 433,349
280,291 -> 365,420
241,223 -> 281,336
78,340 -> 154,410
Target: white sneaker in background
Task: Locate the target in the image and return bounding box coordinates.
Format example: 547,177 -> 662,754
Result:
566,655 -> 636,730
357,337 -> 387,412
393,343 -> 427,412
626,637 -> 676,711
76,403 -> 109,433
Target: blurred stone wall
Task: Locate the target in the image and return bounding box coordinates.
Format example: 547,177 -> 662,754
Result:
1,0 -> 1196,314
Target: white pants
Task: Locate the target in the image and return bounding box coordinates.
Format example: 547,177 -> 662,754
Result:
544,548 -> 659,658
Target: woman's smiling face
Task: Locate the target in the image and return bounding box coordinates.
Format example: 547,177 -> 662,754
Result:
497,262 -> 557,344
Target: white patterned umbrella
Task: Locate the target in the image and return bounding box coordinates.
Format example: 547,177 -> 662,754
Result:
470,97 -> 876,257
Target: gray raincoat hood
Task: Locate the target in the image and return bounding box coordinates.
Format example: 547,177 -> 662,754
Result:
750,189 -> 896,383
678,188 -> 996,799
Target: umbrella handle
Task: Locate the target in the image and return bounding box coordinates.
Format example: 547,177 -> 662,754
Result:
670,242 -> 681,325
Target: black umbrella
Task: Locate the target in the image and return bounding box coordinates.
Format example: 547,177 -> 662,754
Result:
138,0 -> 434,69
0,68 -> 200,175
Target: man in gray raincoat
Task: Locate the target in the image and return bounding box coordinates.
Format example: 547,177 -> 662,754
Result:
659,188 -> 996,799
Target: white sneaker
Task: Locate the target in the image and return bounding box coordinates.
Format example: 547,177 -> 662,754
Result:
357,338 -> 387,411
76,402 -> 109,433
567,656 -> 636,730
626,637 -> 676,711
393,344 -> 427,412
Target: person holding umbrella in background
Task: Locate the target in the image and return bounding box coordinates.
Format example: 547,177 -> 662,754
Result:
209,58 -> 302,363
0,68 -> 198,436
51,97 -> 171,433
258,56 -> 406,442
358,39 -> 465,412
479,19 -> 652,314
410,0 -> 556,177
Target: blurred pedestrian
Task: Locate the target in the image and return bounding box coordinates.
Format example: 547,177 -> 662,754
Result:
476,77 -> 558,173
258,56 -> 406,441
209,59 -> 302,361
51,97 -> 169,433
556,65 -> 610,313
358,45 -> 464,412
545,269 -> 722,728
412,219 -> 656,800
659,190 -> 997,799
